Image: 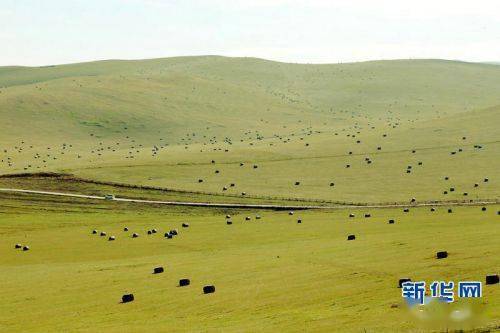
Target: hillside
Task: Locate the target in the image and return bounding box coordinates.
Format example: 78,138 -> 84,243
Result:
1,57 -> 499,203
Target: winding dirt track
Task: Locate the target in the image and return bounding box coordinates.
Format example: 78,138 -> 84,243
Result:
0,188 -> 498,210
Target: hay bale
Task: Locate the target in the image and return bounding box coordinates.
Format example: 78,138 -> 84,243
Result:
226,215 -> 231,219
486,274 -> 499,285
198,179 -> 203,183
289,211 -> 294,216
255,215 -> 261,220
448,209 -> 452,213
253,165 -> 258,169
132,233 -> 139,238
436,251 -> 448,259
398,278 -> 411,288
297,219 -> 302,224
481,207 -> 487,211
295,181 -> 300,185
388,219 -> 395,224
484,178 -> 489,182
165,233 -> 172,239
122,294 -> 134,303
443,191 -> 448,194
330,182 -> 335,186
245,216 -> 251,221
226,220 -> 233,225
430,207 -> 436,212
23,246 -> 30,251
449,187 -> 455,192
364,213 -> 371,218
15,244 -> 22,249
100,231 -> 107,237
147,230 -> 152,235
474,183 -> 479,187
444,176 -> 449,180
108,236 -> 116,241
153,267 -> 164,274
179,278 -> 190,287
123,227 -> 129,232
182,223 -> 189,228
346,164 -> 351,168
463,192 -> 468,196
347,234 -> 356,241
403,208 -> 409,213
203,285 -> 216,294
349,213 -> 355,218
92,229 -> 98,234
152,229 -> 157,233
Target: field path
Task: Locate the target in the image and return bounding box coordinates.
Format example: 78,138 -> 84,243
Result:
0,188 -> 498,210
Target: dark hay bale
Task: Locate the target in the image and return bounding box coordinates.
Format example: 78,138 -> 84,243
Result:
215,170 -> 219,174
484,178 -> 489,182
411,198 -> 416,203
346,164 -> 351,168
297,219 -> 302,224
347,234 -> 356,241
406,170 -> 411,174
443,191 -> 448,194
240,163 -> 244,166
153,267 -> 164,274
448,209 -> 452,213
486,274 -> 499,285
449,187 -> 455,192
179,278 -> 190,287
222,186 -> 227,191
418,162 -> 423,165
295,181 -> 300,185
481,207 -> 486,211
230,183 -> 235,187
15,244 -> 22,249
388,219 -> 395,224
122,294 -> 134,303
253,165 -> 258,169
108,236 -> 116,241
203,285 -> 216,294
349,213 -> 355,218
147,230 -> 152,235
330,182 -> 334,186
245,216 -> 251,221
170,229 -> 178,235
132,233 -> 139,238
444,176 -> 449,180
182,223 -> 189,228
100,231 -> 107,237
436,251 -> 448,259
463,192 -> 468,196
403,208 -> 409,213
474,183 -> 479,187
398,278 -> 411,288
92,230 -> 98,234
364,213 -> 371,218
226,220 -> 233,225
23,246 -> 30,251
430,207 -> 436,212
123,227 -> 129,232
198,179 -> 203,183
412,150 -> 416,153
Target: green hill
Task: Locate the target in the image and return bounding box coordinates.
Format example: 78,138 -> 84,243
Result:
1,57 -> 499,203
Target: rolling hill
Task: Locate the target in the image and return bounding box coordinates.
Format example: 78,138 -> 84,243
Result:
1,56 -> 499,203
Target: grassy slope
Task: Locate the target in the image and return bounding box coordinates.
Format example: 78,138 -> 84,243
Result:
0,194 -> 498,332
1,57 -> 499,203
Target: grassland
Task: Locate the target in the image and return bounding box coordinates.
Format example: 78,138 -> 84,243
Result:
0,56 -> 499,332
0,191 -> 498,332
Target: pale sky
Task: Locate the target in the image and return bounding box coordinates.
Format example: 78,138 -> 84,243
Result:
1,0 -> 500,66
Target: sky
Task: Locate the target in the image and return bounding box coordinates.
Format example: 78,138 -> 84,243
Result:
1,0 -> 500,66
